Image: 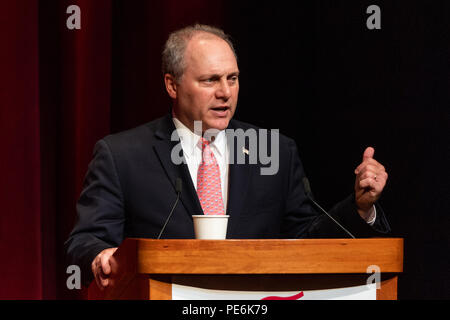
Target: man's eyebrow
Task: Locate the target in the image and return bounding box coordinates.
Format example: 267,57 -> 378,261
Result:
200,73 -> 220,79
200,71 -> 239,79
228,71 -> 240,77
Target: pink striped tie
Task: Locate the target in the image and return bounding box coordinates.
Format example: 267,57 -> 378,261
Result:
197,137 -> 225,215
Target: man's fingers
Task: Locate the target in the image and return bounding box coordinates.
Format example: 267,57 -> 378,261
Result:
358,171 -> 377,181
359,175 -> 386,191
355,148 -> 388,211
355,164 -> 379,178
95,275 -> 103,290
355,158 -> 385,175
96,272 -> 109,290
357,165 -> 387,180
356,164 -> 377,176
91,247 -> 118,290
363,146 -> 375,161
92,255 -> 110,290
359,177 -> 378,190
100,276 -> 109,287
101,254 -> 112,275
355,147 -> 375,174
93,259 -> 107,290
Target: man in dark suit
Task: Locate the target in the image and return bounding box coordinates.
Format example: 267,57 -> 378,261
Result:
65,24 -> 390,289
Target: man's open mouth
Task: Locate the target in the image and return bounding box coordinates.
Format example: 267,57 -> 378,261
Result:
211,106 -> 229,112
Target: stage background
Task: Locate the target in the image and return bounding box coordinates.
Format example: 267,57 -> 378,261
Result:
0,0 -> 448,299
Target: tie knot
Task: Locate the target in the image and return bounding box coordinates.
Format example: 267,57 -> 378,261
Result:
198,137 -> 211,150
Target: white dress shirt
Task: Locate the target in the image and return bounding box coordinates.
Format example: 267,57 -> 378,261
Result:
172,117 -> 376,224
173,118 -> 229,213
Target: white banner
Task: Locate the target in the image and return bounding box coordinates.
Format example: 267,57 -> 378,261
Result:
172,283 -> 377,300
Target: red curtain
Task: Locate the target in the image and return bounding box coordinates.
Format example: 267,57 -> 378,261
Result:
0,0 -> 225,299
0,0 -> 41,299
39,0 -> 112,299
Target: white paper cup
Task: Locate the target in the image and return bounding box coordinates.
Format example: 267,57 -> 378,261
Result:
192,215 -> 229,239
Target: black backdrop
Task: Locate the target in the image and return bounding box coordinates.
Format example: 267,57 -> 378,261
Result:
110,0 -> 449,299
227,1 -> 450,299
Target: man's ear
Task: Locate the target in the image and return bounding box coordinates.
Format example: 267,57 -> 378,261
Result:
164,74 -> 178,99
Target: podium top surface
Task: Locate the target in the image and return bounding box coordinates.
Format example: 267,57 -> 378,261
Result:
115,238 -> 403,274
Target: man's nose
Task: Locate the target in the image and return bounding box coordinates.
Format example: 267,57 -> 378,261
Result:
215,79 -> 231,100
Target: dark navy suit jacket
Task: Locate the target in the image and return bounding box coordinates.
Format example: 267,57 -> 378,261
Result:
65,114 -> 390,285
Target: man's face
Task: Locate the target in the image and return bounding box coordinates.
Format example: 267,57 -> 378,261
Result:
171,35 -> 239,132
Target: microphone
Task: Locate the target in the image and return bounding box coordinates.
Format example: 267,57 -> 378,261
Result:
157,178 -> 183,239
302,177 -> 355,239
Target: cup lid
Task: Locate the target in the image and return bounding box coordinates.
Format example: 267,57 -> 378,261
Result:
192,215 -> 229,218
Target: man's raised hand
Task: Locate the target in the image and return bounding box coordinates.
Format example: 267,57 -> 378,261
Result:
354,147 -> 388,217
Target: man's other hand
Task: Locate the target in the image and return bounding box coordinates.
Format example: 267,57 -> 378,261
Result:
354,147 -> 388,218
91,247 -> 118,290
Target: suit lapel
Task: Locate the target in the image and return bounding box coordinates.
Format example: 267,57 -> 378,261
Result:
153,115 -> 203,219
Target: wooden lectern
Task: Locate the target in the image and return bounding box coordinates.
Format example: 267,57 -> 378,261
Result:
88,238 -> 403,300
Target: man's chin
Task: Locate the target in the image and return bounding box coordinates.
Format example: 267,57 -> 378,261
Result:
204,118 -> 231,132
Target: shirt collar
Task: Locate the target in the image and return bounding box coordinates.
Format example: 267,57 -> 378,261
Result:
172,118 -> 227,158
